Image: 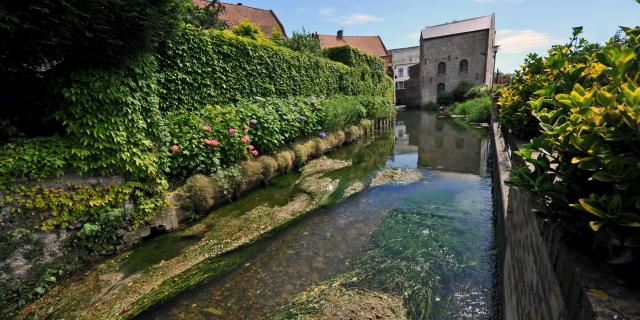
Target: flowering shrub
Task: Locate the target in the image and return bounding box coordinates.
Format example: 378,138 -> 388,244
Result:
166,105 -> 249,179
506,25 -> 640,266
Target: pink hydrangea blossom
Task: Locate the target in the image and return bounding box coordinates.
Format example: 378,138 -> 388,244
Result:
202,125 -> 212,132
209,139 -> 220,147
228,128 -> 237,135
248,145 -> 255,151
240,135 -> 250,143
203,138 -> 211,145
243,125 -> 250,132
251,150 -> 259,157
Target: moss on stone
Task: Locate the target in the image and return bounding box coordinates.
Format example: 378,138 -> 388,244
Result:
274,149 -> 295,173
238,160 -> 264,192
275,277 -> 406,320
180,175 -> 218,215
370,168 -> 423,187
257,156 -> 278,181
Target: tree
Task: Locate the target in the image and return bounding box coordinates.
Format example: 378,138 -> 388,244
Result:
279,29 -> 321,55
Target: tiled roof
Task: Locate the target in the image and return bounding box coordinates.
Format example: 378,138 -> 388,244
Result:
193,1 -> 286,38
422,15 -> 493,39
317,35 -> 389,57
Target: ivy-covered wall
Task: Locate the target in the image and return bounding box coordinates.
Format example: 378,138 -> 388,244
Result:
157,28 -> 392,112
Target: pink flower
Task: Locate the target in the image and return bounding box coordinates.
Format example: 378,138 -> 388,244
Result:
250,119 -> 258,125
251,150 -> 259,157
248,145 -> 255,151
203,138 -> 211,145
243,125 -> 250,132
202,125 -> 212,132
240,135 -> 250,144
170,145 -> 182,153
209,139 -> 220,147
228,128 -> 237,135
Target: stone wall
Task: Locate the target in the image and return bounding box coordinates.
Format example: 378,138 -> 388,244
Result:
490,106 -> 640,319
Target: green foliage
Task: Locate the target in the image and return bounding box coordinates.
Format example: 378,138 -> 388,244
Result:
57,54 -> 169,189
166,105 -> 249,178
1,181 -> 159,230
449,96 -> 492,123
182,1 -> 226,30
0,137 -> 81,187
158,27 -> 392,112
74,208 -> 128,253
507,25 -> 640,266
0,0 -> 190,73
277,29 -> 321,55
319,96 -> 367,130
231,19 -> 268,42
436,81 -> 478,106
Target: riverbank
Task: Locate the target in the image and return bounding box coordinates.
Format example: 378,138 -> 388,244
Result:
18,128 -> 394,320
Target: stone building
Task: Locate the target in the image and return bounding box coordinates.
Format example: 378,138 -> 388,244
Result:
389,14 -> 497,107
419,14 -> 497,104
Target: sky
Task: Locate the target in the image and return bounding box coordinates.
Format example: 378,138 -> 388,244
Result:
229,0 -> 639,73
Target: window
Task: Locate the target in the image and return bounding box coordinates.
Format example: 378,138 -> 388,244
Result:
396,81 -> 405,90
398,67 -> 404,77
437,62 -> 446,74
459,59 -> 469,73
437,83 -> 445,95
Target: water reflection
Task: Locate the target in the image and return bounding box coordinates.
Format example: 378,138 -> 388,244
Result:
393,110 -> 488,175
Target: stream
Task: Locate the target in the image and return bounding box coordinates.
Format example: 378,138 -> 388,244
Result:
137,110 -> 496,319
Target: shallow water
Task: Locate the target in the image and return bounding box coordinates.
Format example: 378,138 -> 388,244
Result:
137,110 -> 495,320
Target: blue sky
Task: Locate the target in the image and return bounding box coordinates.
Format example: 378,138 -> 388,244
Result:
231,0 -> 639,72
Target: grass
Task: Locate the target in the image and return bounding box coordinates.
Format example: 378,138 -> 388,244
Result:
449,96 -> 491,123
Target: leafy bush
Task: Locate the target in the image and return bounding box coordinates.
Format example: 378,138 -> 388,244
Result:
158,27 -> 392,112
56,54 -> 169,188
436,91 -> 454,106
449,96 -> 492,123
74,207 -> 128,253
498,29 -> 601,139
508,25 -> 640,266
231,19 -> 268,42
277,29 -> 321,55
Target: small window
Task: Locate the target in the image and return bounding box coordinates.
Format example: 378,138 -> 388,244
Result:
437,83 -> 445,95
437,62 -> 446,74
459,59 -> 469,73
396,81 -> 405,90
398,67 -> 404,77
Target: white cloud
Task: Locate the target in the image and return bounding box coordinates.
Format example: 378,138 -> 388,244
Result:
497,29 -> 554,53
319,8 -> 382,26
319,7 -> 336,17
339,13 -> 383,25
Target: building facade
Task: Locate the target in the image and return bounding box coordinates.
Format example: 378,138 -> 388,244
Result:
419,14 -> 496,104
193,1 -> 287,38
389,46 -> 419,91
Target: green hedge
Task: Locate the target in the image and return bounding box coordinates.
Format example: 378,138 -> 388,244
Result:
157,28 -> 392,111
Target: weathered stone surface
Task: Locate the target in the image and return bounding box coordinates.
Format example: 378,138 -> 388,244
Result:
277,280 -> 406,320
370,168 -> 422,187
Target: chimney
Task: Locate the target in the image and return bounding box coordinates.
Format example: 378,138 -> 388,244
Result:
337,29 -> 343,39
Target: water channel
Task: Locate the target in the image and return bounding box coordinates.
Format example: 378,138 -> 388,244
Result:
138,110 -> 496,319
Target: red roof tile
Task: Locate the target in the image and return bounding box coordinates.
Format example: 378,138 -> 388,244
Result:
317,34 -> 390,58
203,2 -> 286,38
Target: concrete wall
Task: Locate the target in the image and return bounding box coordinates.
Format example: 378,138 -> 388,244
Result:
491,106 -> 640,320
419,29 -> 491,104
